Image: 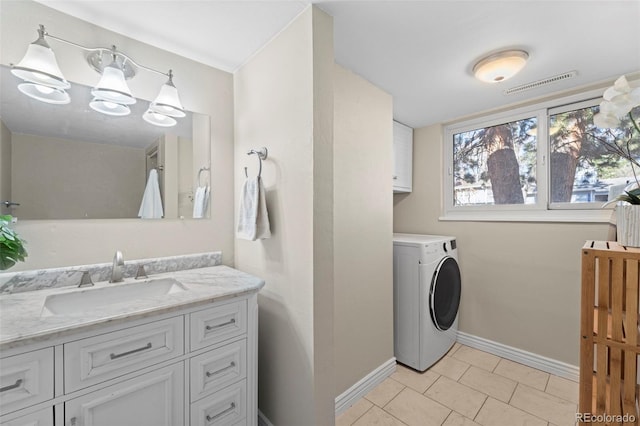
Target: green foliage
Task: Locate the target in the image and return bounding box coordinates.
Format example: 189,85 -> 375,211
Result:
615,187 -> 640,205
0,215 -> 27,270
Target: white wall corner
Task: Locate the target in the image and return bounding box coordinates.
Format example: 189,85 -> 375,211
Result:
334,357 -> 397,416
456,331 -> 579,382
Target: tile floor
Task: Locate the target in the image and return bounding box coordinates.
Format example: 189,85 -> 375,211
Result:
336,343 -> 580,426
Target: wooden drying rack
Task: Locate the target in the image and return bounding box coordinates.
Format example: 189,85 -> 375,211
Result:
580,241 -> 639,425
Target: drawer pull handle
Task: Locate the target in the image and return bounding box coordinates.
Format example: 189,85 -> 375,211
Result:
205,318 -> 236,331
206,402 -> 236,423
205,361 -> 236,378
109,342 -> 152,360
0,378 -> 23,393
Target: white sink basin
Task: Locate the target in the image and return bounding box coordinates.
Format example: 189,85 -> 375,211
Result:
42,277 -> 187,315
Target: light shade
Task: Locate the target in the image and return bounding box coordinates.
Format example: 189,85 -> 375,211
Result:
473,50 -> 529,83
89,98 -> 131,116
11,42 -> 70,90
91,61 -> 136,105
149,75 -> 185,118
143,110 -> 177,127
18,82 -> 70,104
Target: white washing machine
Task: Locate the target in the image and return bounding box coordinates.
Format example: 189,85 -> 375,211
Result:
393,233 -> 461,371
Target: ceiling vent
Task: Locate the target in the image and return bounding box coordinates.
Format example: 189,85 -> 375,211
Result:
504,71 -> 578,95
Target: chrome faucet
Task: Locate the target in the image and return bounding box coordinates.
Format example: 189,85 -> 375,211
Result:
109,250 -> 125,283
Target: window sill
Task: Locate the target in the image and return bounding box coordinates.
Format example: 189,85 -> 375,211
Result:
439,209 -> 614,223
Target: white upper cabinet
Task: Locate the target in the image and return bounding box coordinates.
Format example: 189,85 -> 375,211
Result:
393,121 -> 413,193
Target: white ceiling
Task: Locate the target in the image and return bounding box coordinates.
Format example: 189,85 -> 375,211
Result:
31,0 -> 640,129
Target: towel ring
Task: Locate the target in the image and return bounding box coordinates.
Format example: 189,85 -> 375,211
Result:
244,147 -> 268,178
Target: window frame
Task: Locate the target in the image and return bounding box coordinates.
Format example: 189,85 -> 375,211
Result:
442,87 -> 618,223
547,97 -> 605,211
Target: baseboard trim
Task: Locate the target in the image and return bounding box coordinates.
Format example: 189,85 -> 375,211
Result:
456,331 -> 579,382
257,409 -> 274,426
334,357 -> 397,416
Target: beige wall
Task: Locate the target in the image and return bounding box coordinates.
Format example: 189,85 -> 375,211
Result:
333,65 -> 394,395
11,133 -> 144,220
234,6 -> 336,425
393,124 -> 609,365
0,121 -> 10,211
311,9 -> 336,422
1,1 -> 234,270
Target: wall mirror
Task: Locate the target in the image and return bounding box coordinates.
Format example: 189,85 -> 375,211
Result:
0,65 -> 211,220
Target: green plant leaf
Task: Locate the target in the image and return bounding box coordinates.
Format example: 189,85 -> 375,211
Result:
624,190 -> 640,204
0,215 -> 27,270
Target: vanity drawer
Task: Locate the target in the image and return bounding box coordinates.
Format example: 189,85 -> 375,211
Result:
64,316 -> 184,393
190,339 -> 246,403
0,347 -> 53,415
190,301 -> 247,351
190,380 -> 246,426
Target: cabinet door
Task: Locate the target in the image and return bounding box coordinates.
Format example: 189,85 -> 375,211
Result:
65,363 -> 184,426
393,121 -> 413,193
1,407 -> 53,426
0,348 -> 53,415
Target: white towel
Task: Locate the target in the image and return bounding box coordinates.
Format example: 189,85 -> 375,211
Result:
237,176 -> 271,241
138,169 -> 164,219
192,186 -> 210,219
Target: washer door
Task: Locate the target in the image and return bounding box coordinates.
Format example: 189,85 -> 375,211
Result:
429,256 -> 461,331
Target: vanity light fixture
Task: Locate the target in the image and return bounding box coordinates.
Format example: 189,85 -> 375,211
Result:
89,98 -> 132,116
90,52 -> 137,106
473,49 -> 529,83
11,25 -> 70,104
11,25 -> 183,127
17,83 -> 70,105
143,110 -> 177,127
149,71 -> 185,118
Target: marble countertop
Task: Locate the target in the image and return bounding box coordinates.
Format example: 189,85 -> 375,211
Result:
0,265 -> 265,351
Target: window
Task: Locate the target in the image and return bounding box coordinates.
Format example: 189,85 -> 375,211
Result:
443,89 -> 640,222
453,117 -> 537,207
549,100 -> 639,209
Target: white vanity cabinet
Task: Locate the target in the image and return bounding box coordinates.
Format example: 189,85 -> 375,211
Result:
393,120 -> 413,193
0,293 -> 258,426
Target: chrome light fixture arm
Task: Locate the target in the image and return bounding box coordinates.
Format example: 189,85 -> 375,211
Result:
39,25 -> 172,79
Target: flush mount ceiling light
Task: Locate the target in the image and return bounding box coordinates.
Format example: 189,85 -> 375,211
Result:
11,25 -> 184,126
473,50 -> 529,83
